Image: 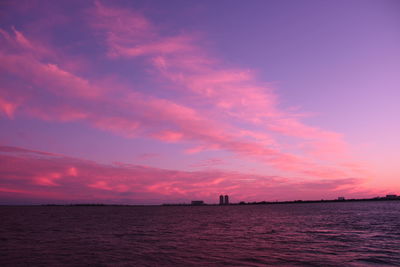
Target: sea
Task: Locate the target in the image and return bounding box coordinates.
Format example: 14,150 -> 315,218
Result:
1,201 -> 400,266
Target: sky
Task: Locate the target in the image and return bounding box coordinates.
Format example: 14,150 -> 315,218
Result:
0,0 -> 399,204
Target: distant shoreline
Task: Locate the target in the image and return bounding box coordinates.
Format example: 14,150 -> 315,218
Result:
1,196 -> 399,207
163,197 -> 400,206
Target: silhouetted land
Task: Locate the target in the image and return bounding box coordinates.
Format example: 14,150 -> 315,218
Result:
163,195 -> 400,206
10,195 -> 394,207
235,196 -> 400,205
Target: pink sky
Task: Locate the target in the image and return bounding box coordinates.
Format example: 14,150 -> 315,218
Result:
0,0 -> 399,204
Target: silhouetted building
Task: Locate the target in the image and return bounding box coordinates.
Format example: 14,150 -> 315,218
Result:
219,195 -> 224,205
191,200 -> 204,205
386,194 -> 397,199
224,195 -> 229,205
338,197 -> 345,201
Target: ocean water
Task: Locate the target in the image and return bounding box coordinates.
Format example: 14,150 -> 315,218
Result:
1,201 -> 400,266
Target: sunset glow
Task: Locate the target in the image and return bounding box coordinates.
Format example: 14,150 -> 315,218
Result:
1,0 -> 399,204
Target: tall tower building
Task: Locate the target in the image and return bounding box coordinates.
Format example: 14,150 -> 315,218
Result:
219,195 -> 224,205
224,195 -> 229,205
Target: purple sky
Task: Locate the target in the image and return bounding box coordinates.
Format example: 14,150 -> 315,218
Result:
0,0 -> 399,204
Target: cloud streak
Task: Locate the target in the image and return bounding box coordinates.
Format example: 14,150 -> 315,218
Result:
0,1 -> 371,203
0,146 -> 370,204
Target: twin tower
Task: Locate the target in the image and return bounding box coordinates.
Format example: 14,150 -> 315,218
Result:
219,195 -> 229,205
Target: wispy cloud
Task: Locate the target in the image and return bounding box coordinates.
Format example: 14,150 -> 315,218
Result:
0,146 -> 371,204
135,153 -> 161,161
190,158 -> 226,168
0,1 -> 369,191
90,2 -> 347,152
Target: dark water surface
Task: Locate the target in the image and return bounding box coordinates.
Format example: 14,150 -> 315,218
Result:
1,201 -> 400,266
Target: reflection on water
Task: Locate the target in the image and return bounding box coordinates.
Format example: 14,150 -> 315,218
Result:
1,201 -> 400,266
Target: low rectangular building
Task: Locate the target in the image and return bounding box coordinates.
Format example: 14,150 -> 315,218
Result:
191,200 -> 204,205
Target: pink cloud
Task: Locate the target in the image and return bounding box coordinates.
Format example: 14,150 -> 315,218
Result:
88,3 -> 349,159
68,167 -> 78,176
112,36 -> 194,58
0,95 -> 18,118
35,172 -> 61,186
190,158 -> 226,168
0,146 -> 372,204
0,53 -> 105,100
154,131 -> 184,142
135,153 -> 161,161
90,1 -> 195,58
0,26 -> 362,180
0,2 -> 370,185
